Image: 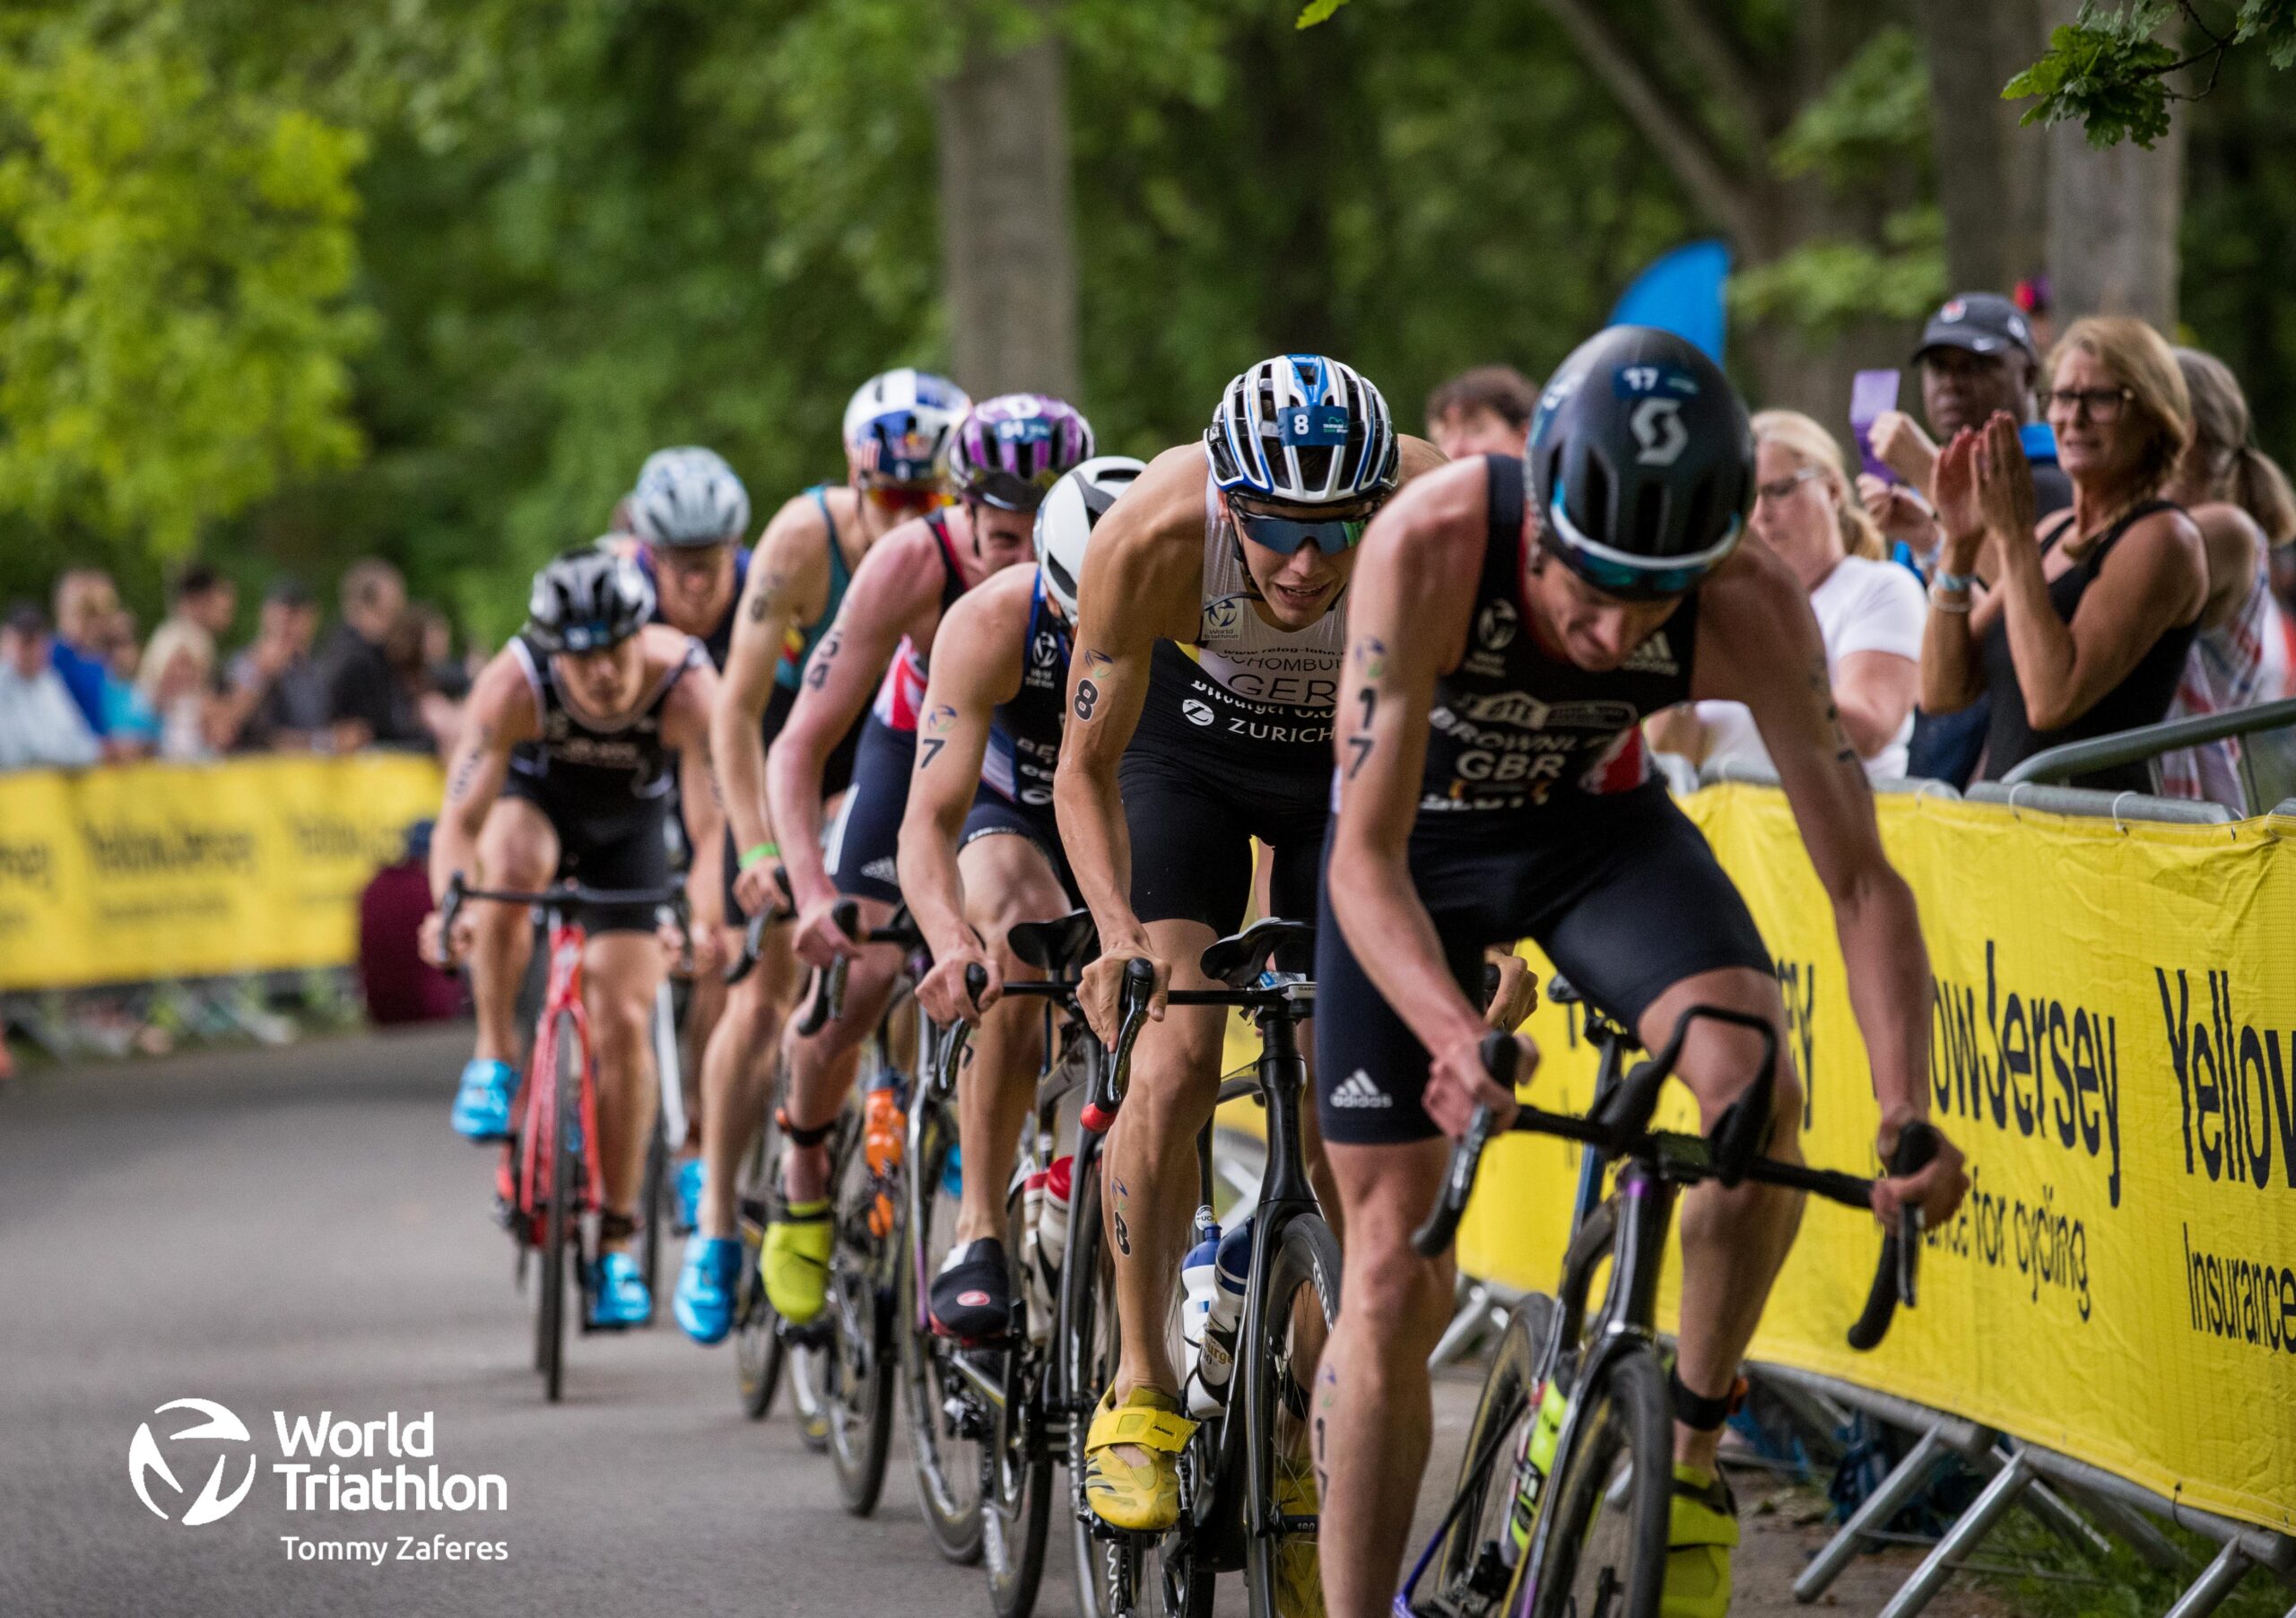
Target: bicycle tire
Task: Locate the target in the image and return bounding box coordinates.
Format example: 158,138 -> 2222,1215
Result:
783,1105 -> 848,1453
900,1099 -> 987,1563
639,1111 -> 668,1320
539,1011 -> 579,1405
1241,1212 -> 1340,1618
984,1179 -> 1050,1618
827,1083 -> 898,1515
1521,1342 -> 1670,1618
1422,1292 -> 1557,1618
734,1122 -> 787,1421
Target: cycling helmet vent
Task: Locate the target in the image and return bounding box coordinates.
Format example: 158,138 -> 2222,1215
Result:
1205,353 -> 1398,506
843,369 -> 971,486
1033,456 -> 1146,619
949,395 -> 1097,511
526,544 -> 657,654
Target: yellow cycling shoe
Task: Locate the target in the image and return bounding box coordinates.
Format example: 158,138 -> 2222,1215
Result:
762,1199 -> 832,1325
1082,1386 -> 1196,1533
1661,1464 -> 1739,1618
1272,1453 -> 1325,1618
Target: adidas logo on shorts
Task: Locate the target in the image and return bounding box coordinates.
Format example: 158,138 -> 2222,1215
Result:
1329,1070 -> 1392,1109
862,856 -> 900,883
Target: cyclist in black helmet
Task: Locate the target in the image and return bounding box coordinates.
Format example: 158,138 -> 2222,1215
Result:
1309,327 -> 1970,1618
423,546 -> 724,1330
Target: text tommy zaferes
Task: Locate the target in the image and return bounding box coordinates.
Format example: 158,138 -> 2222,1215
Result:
271,1412 -> 507,1512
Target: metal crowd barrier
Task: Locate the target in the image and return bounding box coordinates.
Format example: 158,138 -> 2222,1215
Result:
2002,693 -> 2296,813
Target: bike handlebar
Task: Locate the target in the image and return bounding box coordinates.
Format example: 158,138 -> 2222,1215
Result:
1083,957 -> 1161,1134
432,872 -> 692,970
726,868 -> 798,985
1410,1018 -> 1935,1352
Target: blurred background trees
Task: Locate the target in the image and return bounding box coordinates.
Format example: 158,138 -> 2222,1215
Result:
1,0 -> 2289,639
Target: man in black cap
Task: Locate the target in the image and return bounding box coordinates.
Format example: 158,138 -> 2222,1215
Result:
1862,291 -> 2072,784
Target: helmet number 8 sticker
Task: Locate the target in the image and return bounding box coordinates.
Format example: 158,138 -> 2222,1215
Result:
1277,404 -> 1351,448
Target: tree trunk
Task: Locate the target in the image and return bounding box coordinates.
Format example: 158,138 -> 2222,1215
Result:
1921,0 -> 2048,294
2040,0 -> 2183,326
933,4 -> 1080,400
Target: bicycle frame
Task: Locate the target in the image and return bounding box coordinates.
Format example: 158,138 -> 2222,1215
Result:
520,910 -> 604,1245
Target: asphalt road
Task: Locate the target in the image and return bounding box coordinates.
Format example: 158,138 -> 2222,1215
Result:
0,1025 -> 1977,1618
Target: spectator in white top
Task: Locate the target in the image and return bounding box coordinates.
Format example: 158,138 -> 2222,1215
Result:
0,601 -> 101,770
1648,409 -> 1926,781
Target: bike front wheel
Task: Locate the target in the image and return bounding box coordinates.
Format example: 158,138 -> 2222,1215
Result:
1522,1341 -> 1670,1618
900,1098 -> 987,1563
984,1178 -> 1050,1618
734,1121 -> 787,1420
827,1092 -> 899,1515
1240,1211 -> 1340,1618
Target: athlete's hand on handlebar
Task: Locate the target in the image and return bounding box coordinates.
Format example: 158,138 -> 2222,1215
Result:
793,895 -> 864,971
1873,1113 -> 1968,1228
1482,951 -> 1537,1032
420,906 -> 474,970
1079,938 -> 1169,1047
919,944 -> 1000,1028
732,860 -> 784,920
681,922 -> 727,980
1423,1027 -> 1534,1138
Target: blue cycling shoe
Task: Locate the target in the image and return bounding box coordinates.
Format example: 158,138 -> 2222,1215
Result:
450,1058 -> 517,1143
674,1157 -> 704,1235
588,1251 -> 652,1329
674,1235 -> 743,1344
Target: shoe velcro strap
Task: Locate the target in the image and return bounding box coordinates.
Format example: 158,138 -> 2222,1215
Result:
773,1198 -> 831,1225
1086,1402 -> 1196,1457
777,1108 -> 836,1149
597,1211 -> 638,1244
1667,1470 -> 1741,1550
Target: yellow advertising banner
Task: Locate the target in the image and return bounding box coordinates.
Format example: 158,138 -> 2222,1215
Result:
0,754 -> 442,990
1458,785 -> 2296,1535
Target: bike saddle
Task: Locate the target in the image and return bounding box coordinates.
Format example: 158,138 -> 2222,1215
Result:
1008,909 -> 1099,975
1546,972 -> 1583,1005
1199,917 -> 1315,989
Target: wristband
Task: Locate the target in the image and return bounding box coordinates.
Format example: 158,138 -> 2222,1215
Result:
738,841 -> 779,873
1928,586 -> 1972,614
1932,569 -> 1976,595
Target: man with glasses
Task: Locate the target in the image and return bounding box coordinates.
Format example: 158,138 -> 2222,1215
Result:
1052,354 -> 1446,1537
752,390 -> 1097,1331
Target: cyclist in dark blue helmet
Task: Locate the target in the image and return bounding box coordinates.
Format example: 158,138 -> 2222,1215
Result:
1310,326 -> 1970,1618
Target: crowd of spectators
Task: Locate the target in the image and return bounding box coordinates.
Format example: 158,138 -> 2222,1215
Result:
1426,288 -> 2296,813
0,558 -> 475,772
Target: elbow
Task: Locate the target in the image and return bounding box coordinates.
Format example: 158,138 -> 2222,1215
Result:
1825,854 -> 1912,921
2022,688 -> 2083,734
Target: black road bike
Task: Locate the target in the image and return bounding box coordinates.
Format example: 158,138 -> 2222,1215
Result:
1398,985 -> 1936,1618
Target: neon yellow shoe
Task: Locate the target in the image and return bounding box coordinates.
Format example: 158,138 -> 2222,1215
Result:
1082,1385 -> 1196,1533
1662,1464 -> 1739,1618
762,1199 -> 832,1324
1272,1454 -> 1326,1617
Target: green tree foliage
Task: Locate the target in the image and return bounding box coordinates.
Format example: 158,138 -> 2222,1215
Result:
2007,1 -> 2296,148
0,24 -> 369,565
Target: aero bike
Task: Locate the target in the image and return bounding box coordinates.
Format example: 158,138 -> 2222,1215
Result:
1398,994 -> 1938,1618
924,908 -> 1107,1614
1075,917 -> 1340,1618
434,874 -> 691,1404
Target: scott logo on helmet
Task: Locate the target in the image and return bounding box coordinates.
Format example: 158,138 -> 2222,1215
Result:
1630,398 -> 1689,467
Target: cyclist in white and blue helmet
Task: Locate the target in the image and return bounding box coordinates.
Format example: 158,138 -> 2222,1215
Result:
1045,355 -> 1449,1561
843,368 -> 972,497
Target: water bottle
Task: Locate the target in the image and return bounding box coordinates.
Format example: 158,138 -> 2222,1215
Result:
1179,1208 -> 1221,1353
1037,1155 -> 1074,1281
1503,1379 -> 1569,1565
1019,1167 -> 1051,1342
1191,1215 -> 1252,1415
864,1078 -> 904,1237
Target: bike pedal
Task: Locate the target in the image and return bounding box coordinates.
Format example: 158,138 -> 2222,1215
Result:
778,1317 -> 834,1350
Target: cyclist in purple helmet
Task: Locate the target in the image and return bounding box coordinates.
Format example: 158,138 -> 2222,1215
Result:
948,394 -> 1098,512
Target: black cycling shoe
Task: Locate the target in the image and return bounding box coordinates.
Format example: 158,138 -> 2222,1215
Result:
928,1239 -> 1013,1342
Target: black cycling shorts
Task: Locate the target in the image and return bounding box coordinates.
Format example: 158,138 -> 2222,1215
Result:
1118,737 -> 1328,971
722,691 -> 866,926
497,774 -> 674,935
825,714 -> 917,906
961,788 -> 1076,903
1314,780 -> 1771,1146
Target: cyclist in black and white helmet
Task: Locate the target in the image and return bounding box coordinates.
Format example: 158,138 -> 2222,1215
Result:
422,546 -> 724,1331
1309,326 -> 1969,1618
1048,355 -> 1472,1561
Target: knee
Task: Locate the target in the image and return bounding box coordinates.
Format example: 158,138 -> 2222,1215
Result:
596,996 -> 653,1063
1118,1045 -> 1217,1156
1343,1225 -> 1450,1361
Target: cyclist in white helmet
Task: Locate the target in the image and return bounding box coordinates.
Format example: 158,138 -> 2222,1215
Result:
1050,354 -> 1452,1536
674,371 -> 967,1343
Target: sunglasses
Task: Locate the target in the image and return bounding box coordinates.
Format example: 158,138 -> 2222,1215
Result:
863,481 -> 948,514
1545,490 -> 1741,601
1228,499 -> 1375,556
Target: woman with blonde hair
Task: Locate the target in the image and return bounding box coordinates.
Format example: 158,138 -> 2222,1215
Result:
1924,316 -> 2208,790
2156,346 -> 2296,805
1648,407 -> 1926,779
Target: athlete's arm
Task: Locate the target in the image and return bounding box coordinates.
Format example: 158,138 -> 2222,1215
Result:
897,583 -> 1029,1027
1700,552 -> 1967,1226
714,498 -> 830,912
1054,444 -> 1217,1041
766,518 -> 944,926
1327,457 -> 1532,1136
664,656 -> 726,944
422,652 -> 536,961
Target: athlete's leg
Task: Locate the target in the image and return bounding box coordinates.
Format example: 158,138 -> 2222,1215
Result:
583,927 -> 673,1253
950,832 -> 1068,1247
1638,967 -> 1805,1474
1318,1138 -> 1451,1618
1104,916 -> 1224,1410
777,895 -> 902,1206
681,965 -> 724,1151
696,922 -> 799,1239
469,798 -> 557,1065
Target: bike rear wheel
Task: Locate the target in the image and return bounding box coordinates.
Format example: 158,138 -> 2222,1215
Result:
1522,1342 -> 1670,1618
827,1084 -> 899,1514
984,1178 -> 1051,1618
1424,1292 -> 1557,1618
639,1110 -> 668,1319
537,1011 -> 582,1404
900,1098 -> 987,1563
1241,1212 -> 1340,1618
